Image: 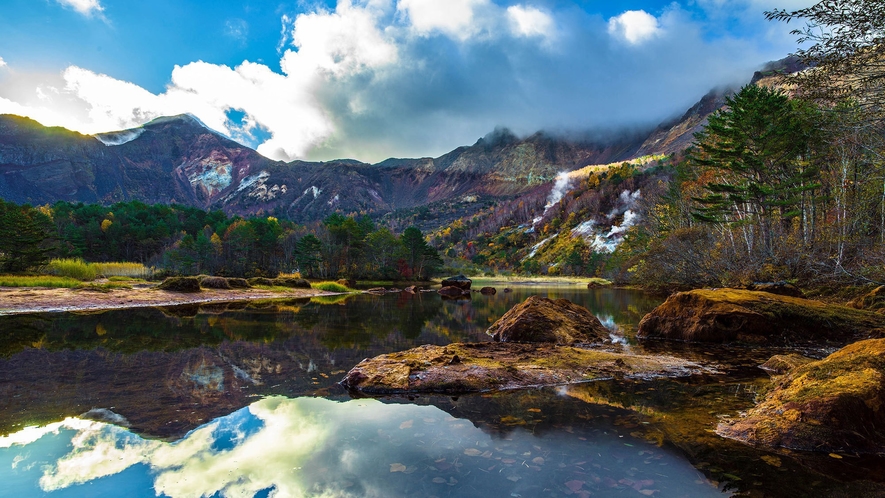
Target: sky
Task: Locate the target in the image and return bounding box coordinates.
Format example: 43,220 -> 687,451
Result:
0,0 -> 816,163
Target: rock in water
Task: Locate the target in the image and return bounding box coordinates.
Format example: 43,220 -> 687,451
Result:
637,289 -> 885,346
480,287 -> 496,295
438,286 -> 467,297
717,338 -> 885,454
441,275 -> 472,290
486,296 -> 609,345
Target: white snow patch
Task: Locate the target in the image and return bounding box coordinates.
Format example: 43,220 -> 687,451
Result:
94,128 -> 145,146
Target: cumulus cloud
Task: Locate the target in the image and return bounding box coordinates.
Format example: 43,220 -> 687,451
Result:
0,0 -> 802,163
55,0 -> 104,17
507,5 -> 555,40
608,10 -> 662,45
0,57 -> 6,68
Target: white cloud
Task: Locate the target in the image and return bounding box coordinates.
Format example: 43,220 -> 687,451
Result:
55,0 -> 104,17
0,57 -> 6,68
507,5 -> 555,40
397,0 -> 490,40
608,10 -> 662,45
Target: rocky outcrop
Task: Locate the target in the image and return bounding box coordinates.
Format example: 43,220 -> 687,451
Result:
637,289 -> 885,345
441,275 -> 472,290
746,282 -> 804,298
849,286 -> 885,313
487,296 -> 609,345
340,342 -> 708,394
717,339 -> 885,454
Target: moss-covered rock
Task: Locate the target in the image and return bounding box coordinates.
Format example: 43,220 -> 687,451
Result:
746,281 -> 804,298
717,338 -> 885,454
759,354 -> 814,376
247,277 -> 275,287
441,275 -> 472,290
849,286 -> 885,313
199,276 -> 231,289
341,342 -> 708,394
487,296 -> 609,345
272,277 -> 311,289
637,289 -> 885,346
156,277 -> 201,293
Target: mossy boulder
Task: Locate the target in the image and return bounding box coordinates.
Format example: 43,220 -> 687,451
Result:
487,296 -> 609,345
226,278 -> 251,289
156,277 -> 201,293
199,276 -> 231,290
746,281 -> 804,298
637,289 -> 885,346
441,275 -> 472,290
272,277 -> 311,289
341,342 -> 708,394
717,338 -> 885,454
849,286 -> 885,313
247,277 -> 275,287
759,354 -> 814,376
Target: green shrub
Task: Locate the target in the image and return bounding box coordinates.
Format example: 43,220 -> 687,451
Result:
312,281 -> 352,292
45,258 -> 99,281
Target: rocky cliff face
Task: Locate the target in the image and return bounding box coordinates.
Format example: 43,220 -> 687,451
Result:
0,57 -> 804,223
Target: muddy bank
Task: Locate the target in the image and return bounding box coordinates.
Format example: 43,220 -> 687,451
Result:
0,285 -> 331,315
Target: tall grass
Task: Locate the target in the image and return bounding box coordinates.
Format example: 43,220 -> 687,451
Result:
45,258 -> 153,280
312,281 -> 353,292
0,275 -> 82,288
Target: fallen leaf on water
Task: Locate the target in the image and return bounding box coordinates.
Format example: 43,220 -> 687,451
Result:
481,451 -> 493,458
638,489 -> 658,496
532,457 -> 545,465
432,477 -> 446,484
760,455 -> 782,467
829,453 -> 843,459
507,476 -> 521,482
502,458 -> 516,464
565,480 -> 585,493
527,408 -> 541,413
389,463 -> 406,473
464,448 -> 483,456
399,420 -> 413,429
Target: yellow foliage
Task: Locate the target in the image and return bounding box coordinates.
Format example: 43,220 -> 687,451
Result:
100,219 -> 113,232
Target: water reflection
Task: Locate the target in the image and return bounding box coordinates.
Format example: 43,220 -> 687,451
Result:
0,396 -> 726,498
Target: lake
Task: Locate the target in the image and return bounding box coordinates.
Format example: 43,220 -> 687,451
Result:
1,284 -> 883,497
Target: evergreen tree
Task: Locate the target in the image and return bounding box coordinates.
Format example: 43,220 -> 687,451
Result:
0,200 -> 54,272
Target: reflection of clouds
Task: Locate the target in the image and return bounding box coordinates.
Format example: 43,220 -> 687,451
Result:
3,398 -> 443,497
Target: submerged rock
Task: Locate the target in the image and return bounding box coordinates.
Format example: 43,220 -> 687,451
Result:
341,342 -> 709,394
637,289 -> 885,345
441,275 -> 472,290
438,286 -> 468,297
487,296 -> 609,345
717,338 -> 885,454
746,282 -> 804,298
157,277 -> 201,293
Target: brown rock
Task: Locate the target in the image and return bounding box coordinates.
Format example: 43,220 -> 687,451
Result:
336,279 -> 356,288
403,286 -> 417,294
746,281 -> 804,298
717,338 -> 885,454
366,287 -> 386,295
441,275 -> 472,290
157,277 -> 201,293
480,287 -> 497,295
438,286 -> 467,297
341,342 -> 708,394
199,276 -> 231,290
637,289 -> 885,345
486,296 -> 609,345
503,288 -> 512,293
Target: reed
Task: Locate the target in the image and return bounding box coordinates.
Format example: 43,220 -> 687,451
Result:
312,281 -> 352,292
0,275 -> 82,288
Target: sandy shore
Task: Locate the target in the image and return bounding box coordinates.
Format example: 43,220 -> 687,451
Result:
0,285 -> 334,315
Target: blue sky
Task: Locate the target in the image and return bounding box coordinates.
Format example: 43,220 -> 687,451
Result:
0,0 -> 814,162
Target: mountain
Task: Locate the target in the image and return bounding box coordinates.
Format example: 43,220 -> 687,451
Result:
0,57 -> 802,225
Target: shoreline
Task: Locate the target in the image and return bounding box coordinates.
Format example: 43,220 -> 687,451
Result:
0,286 -> 338,316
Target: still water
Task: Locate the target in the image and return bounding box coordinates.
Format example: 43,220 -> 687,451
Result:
0,284 -> 883,497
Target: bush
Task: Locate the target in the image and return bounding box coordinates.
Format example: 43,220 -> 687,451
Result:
226,278 -> 251,289
199,276 -> 231,289
0,275 -> 82,288
45,258 -> 99,281
273,277 -> 311,289
312,281 -> 352,292
157,277 -> 201,292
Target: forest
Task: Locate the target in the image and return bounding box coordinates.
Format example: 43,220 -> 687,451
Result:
0,199 -> 442,280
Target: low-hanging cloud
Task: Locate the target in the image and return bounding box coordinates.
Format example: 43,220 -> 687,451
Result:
0,0 -> 807,163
